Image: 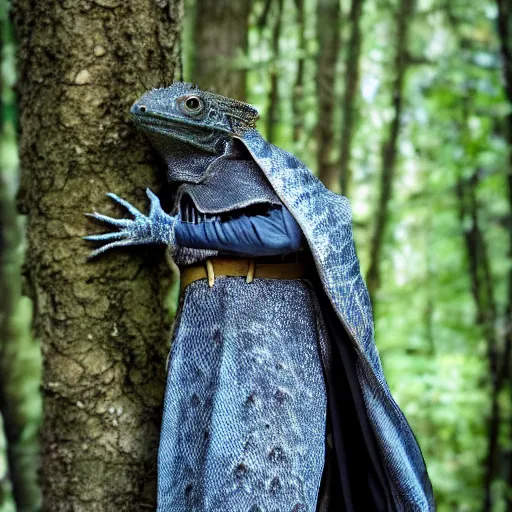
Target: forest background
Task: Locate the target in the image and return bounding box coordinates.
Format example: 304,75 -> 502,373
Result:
0,0 -> 511,510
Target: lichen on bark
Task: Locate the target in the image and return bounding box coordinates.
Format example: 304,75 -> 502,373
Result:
11,0 -> 183,509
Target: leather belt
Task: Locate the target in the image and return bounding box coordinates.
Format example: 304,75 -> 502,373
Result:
180,257 -> 306,294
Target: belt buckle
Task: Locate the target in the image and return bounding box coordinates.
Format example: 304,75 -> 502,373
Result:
205,259 -> 215,287
246,260 -> 256,284
205,258 -> 256,287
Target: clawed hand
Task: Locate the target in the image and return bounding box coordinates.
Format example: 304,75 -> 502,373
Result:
84,188 -> 176,258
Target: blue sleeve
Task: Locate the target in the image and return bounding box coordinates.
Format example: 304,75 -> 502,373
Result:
174,206 -> 304,257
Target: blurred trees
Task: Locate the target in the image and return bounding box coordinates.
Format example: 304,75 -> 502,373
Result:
338,0 -> 364,196
366,0 -> 415,306
0,1 -> 40,510
292,0 -> 306,143
263,0 -> 285,144
192,0 -> 250,99
315,0 -> 341,190
0,0 -> 511,510
495,1 -> 512,508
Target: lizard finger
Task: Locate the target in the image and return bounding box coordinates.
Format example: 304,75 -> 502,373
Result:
147,190 -> 164,217
87,239 -> 140,259
146,188 -> 162,210
107,192 -> 143,218
83,231 -> 128,242
85,212 -> 132,228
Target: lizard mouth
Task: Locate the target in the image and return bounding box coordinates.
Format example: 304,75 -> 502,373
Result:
134,118 -> 180,133
131,107 -> 232,136
131,112 -> 225,154
133,118 -> 219,146
132,112 -> 184,129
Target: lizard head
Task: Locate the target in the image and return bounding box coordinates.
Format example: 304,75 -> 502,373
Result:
130,82 -> 259,155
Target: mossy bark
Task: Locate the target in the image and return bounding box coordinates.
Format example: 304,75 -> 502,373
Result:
11,1 -> 183,509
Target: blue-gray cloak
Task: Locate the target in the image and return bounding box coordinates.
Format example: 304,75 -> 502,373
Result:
234,129 -> 435,512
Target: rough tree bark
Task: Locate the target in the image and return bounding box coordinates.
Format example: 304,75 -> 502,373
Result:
338,0 -> 364,197
11,1 -> 182,509
192,0 -> 250,100
316,0 -> 341,191
366,0 -> 414,305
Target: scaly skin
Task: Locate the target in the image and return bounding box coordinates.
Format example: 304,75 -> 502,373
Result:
85,188 -> 176,258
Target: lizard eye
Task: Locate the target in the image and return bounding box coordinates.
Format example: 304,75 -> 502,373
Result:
182,96 -> 203,115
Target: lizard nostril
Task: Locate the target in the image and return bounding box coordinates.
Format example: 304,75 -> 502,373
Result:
139,105 -> 147,114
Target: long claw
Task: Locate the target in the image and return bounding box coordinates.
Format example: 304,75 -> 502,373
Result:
146,188 -> 162,213
106,193 -> 143,217
146,188 -> 159,201
85,212 -> 132,228
87,239 -> 139,259
83,231 -> 127,242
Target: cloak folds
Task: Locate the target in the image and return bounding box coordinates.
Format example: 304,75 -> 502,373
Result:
236,129 -> 436,512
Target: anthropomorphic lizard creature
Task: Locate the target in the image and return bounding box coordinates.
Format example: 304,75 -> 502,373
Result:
85,83 -> 435,512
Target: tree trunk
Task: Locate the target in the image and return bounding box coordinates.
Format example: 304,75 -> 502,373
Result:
0,465 -> 9,509
292,0 -> 306,143
266,0 -> 284,144
316,0 -> 341,191
366,0 -> 414,305
338,0 -> 364,197
11,1 -> 182,509
456,166 -> 500,512
192,0 -> 250,100
495,0 -> 512,508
